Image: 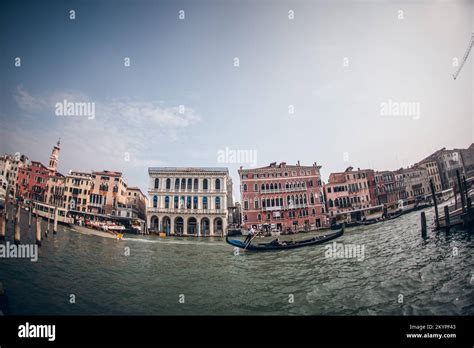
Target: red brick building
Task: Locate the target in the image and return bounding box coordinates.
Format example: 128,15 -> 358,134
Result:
239,161 -> 328,231
17,161 -> 50,202
325,167 -> 378,222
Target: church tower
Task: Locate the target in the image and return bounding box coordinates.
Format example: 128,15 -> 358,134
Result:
48,139 -> 60,173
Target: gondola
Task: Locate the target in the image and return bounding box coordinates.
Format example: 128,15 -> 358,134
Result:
225,228 -> 344,251
355,219 -> 379,226
330,221 -> 358,230
387,211 -> 403,220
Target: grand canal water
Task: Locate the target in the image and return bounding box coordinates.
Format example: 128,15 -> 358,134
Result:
0,205 -> 472,315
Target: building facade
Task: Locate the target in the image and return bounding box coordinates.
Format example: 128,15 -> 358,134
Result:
117,187 -> 147,220
394,167 -> 430,201
45,172 -> 66,207
63,171 -> 92,212
88,170 -> 128,215
17,161 -> 50,202
147,167 -> 232,236
239,161 -> 328,231
374,170 -> 399,205
415,159 -> 442,192
325,167 -> 377,219
0,153 -> 30,196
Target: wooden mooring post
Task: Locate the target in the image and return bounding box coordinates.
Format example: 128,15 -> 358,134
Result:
53,207 -> 58,235
456,170 -> 466,213
444,205 -> 450,233
14,204 -> 21,245
0,205 -> 5,242
430,179 -> 439,230
421,212 -> 427,238
35,211 -> 42,246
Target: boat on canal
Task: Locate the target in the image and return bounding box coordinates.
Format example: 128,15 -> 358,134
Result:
225,227 -> 344,251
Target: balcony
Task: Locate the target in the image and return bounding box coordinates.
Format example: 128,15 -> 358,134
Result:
146,207 -> 227,215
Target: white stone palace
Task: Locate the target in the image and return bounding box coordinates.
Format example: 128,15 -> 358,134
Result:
147,167 -> 233,236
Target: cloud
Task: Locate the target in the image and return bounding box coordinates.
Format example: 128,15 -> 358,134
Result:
10,87 -> 202,172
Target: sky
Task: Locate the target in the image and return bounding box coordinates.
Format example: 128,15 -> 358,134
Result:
0,0 -> 473,202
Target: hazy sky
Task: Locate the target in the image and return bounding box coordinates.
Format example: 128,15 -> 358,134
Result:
1,0 -> 473,200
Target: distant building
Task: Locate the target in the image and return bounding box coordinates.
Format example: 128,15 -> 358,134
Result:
17,161 -> 50,202
147,167 -> 232,236
63,171 -> 92,212
239,161 -> 328,231
0,153 -> 30,196
374,171 -> 399,205
460,143 -> 474,177
325,167 -> 377,220
89,170 -> 128,215
117,186 -> 147,220
45,172 -> 66,207
415,157 -> 443,192
394,167 -> 430,201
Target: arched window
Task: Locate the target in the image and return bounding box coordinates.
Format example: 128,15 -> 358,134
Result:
278,183 -> 282,190
215,179 -> 221,190
194,178 -> 198,191
165,196 -> 170,208
271,198 -> 275,207
262,199 -> 266,208
254,199 -> 259,209
203,196 -> 208,209
261,184 -> 265,191
310,193 -> 315,204
258,214 -> 261,221
203,179 -> 208,190
181,179 -> 186,190
187,178 -> 192,190
193,196 -> 198,209
287,195 -> 291,205
174,196 -> 179,208
154,178 -> 159,189
186,196 -> 191,209
153,196 -> 158,208
270,183 -> 274,190
166,178 -> 171,189
243,184 -> 247,191
266,184 -> 269,190
215,197 -> 221,209
286,183 -> 289,189
175,179 -> 180,190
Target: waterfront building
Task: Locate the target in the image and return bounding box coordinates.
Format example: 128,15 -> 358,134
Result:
0,153 -> 30,196
45,172 -> 66,207
116,187 -> 147,220
239,161 -> 328,231
88,170 -> 128,215
17,161 -> 50,202
394,167 -> 430,201
147,167 -> 232,236
415,158 -> 443,192
325,167 -> 377,221
63,171 -> 92,212
460,143 -> 474,177
374,171 -> 399,205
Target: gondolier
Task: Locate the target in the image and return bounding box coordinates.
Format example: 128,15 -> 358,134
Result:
243,226 -> 256,245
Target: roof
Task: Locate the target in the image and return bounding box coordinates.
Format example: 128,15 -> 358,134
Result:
149,167 -> 229,174
92,170 -> 123,177
127,186 -> 146,196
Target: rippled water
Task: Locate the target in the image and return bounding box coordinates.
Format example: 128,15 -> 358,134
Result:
0,205 -> 473,315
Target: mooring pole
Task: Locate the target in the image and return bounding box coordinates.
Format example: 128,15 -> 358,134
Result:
53,207 -> 58,235
456,170 -> 466,213
0,206 -> 5,241
35,211 -> 42,246
463,175 -> 469,204
421,212 -> 427,238
444,205 -> 450,233
453,184 -> 458,210
430,179 -> 439,230
14,204 -> 21,245
28,203 -> 32,229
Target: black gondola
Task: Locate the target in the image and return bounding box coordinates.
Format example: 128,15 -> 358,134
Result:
330,221 -> 358,230
225,228 -> 344,251
355,219 -> 379,226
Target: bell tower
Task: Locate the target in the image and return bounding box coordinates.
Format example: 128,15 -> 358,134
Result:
48,139 -> 60,173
